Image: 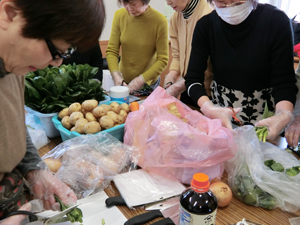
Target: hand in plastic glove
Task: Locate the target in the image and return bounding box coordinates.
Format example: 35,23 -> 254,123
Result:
0,202 -> 32,225
200,100 -> 241,130
128,75 -> 145,94
26,169 -> 77,211
111,71 -> 124,86
285,115 -> 300,147
255,110 -> 294,141
166,77 -> 186,98
164,71 -> 179,89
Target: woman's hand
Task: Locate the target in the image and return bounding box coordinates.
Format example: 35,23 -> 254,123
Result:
166,77 -> 186,98
200,100 -> 240,130
0,203 -> 31,225
111,71 -> 123,86
128,75 -> 145,94
285,115 -> 300,147
26,169 -> 77,211
255,110 -> 294,141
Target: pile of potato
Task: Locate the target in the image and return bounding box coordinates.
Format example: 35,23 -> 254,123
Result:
58,100 -> 131,134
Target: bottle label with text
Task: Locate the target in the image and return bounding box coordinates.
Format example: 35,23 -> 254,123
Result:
178,204 -> 217,225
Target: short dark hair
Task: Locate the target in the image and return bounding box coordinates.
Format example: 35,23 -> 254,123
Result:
14,0 -> 106,51
207,0 -> 258,9
118,0 -> 151,5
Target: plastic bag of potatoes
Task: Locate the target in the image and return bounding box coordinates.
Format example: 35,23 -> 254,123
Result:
58,100 -> 131,134
42,132 -> 139,199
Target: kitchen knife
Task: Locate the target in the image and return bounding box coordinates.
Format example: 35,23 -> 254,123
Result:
124,202 -> 179,225
145,196 -> 179,211
105,196 -> 127,207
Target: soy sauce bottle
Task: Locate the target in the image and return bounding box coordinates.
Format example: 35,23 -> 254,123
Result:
178,173 -> 218,225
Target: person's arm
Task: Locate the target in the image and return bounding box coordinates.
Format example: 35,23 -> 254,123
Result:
106,11 -> 123,86
141,17 -> 169,84
185,16 -> 210,105
16,128 -> 44,177
165,14 -> 181,88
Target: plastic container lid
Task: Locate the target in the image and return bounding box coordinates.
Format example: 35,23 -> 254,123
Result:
191,173 -> 210,193
110,86 -> 129,98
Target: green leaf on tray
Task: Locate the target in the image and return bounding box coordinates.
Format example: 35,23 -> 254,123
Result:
24,63 -> 106,113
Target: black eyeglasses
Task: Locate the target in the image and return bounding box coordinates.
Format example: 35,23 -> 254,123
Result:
45,38 -> 76,61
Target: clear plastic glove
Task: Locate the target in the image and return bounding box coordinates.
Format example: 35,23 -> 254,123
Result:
128,75 -> 145,94
200,101 -> 241,130
255,110 -> 294,141
164,73 -> 178,89
111,71 -> 123,86
166,77 -> 186,98
26,169 -> 77,211
0,202 -> 32,225
285,115 -> 300,147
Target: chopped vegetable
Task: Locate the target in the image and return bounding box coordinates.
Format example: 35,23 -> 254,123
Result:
270,162 -> 284,172
102,218 -> 105,225
285,166 -> 300,176
55,195 -> 83,223
264,160 -> 300,176
130,102 -> 139,112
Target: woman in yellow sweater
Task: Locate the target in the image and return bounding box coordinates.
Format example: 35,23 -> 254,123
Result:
106,0 -> 169,94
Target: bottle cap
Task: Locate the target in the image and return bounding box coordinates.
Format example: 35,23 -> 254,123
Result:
191,173 -> 210,193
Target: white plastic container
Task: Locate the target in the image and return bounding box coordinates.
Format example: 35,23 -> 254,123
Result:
109,86 -> 129,104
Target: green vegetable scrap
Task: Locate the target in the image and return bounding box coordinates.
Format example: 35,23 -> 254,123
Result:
255,103 -> 274,142
25,63 -> 106,113
264,160 -> 300,176
102,218 -> 105,225
54,195 -> 83,223
285,166 -> 300,176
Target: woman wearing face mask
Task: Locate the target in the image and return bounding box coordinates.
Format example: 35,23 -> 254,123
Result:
185,0 -> 298,141
164,0 -> 213,106
106,0 -> 169,94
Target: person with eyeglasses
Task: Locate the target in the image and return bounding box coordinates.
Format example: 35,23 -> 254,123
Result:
0,0 -> 105,223
163,0 -> 213,107
106,0 -> 169,94
185,0 -> 298,141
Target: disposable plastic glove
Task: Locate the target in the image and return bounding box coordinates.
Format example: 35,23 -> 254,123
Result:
166,77 -> 186,98
128,75 -> 145,94
285,115 -> 300,147
164,73 -> 178,89
255,110 -> 294,141
26,169 -> 77,211
200,100 -> 241,130
111,71 -> 123,86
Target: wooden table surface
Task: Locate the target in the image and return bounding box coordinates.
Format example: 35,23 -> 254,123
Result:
38,135 -> 300,225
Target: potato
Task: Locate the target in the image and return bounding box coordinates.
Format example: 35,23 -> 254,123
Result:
117,115 -> 126,124
99,116 -> 114,129
110,102 -> 120,114
93,105 -> 110,118
44,158 -> 61,173
81,108 -> 90,116
69,111 -> 84,125
84,121 -> 101,134
120,103 -> 130,113
70,126 -> 76,132
61,116 -> 73,130
82,99 -> 98,111
58,108 -> 69,119
119,109 -> 128,118
85,112 -> 97,122
107,111 -> 119,124
68,102 -> 82,114
74,118 -> 88,134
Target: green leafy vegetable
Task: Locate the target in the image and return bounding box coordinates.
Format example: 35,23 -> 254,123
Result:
25,63 -> 106,113
264,160 -> 300,176
102,218 -> 105,225
255,103 -> 274,142
285,166 -> 300,176
54,195 -> 83,223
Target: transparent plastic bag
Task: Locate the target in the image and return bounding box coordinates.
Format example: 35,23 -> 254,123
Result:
25,113 -> 49,149
124,87 -> 237,184
42,132 -> 139,199
226,125 -> 300,212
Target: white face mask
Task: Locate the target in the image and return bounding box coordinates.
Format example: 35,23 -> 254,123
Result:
215,0 -> 253,25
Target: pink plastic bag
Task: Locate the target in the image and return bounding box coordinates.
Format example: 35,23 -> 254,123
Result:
124,87 -> 237,184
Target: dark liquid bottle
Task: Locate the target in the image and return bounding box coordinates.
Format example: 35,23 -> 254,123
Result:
178,173 -> 218,225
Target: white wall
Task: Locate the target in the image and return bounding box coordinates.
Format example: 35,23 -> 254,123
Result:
100,0 -> 165,41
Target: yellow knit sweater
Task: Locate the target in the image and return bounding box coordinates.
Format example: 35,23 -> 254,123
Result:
106,7 -> 169,85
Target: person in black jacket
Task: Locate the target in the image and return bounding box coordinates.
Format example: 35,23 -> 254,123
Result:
185,0 -> 297,141
63,43 -> 103,81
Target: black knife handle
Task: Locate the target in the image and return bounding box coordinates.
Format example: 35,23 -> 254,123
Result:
124,210 -> 164,225
150,218 -> 175,225
105,196 -> 127,207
